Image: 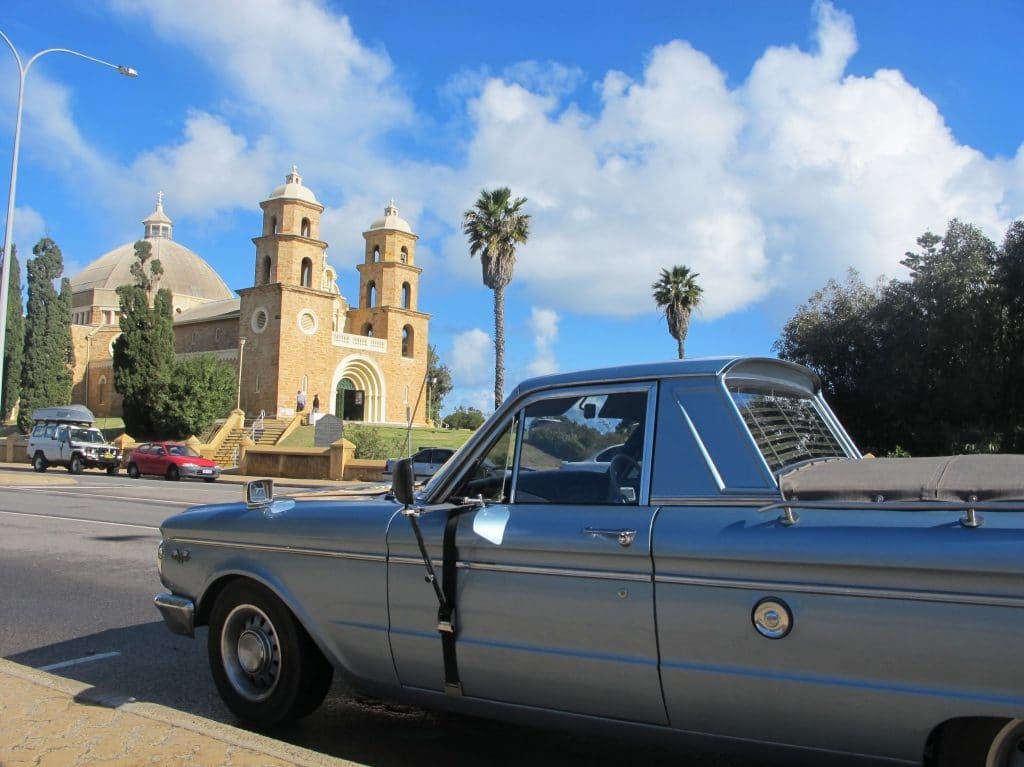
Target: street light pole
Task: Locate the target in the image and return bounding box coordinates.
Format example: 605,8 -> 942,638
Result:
0,30 -> 137,418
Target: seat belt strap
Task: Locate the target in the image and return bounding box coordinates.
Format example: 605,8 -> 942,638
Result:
438,508 -> 462,695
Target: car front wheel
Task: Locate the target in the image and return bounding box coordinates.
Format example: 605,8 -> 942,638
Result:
929,717 -> 1024,767
32,452 -> 47,472
68,454 -> 83,474
166,465 -> 180,481
208,581 -> 333,727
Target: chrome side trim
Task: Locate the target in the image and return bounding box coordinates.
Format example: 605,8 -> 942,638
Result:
168,537 -> 387,563
677,400 -> 726,492
657,573 -> 1024,609
389,555 -> 652,583
650,496 -> 773,506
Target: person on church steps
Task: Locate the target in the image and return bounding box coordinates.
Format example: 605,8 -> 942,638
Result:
296,390 -> 306,412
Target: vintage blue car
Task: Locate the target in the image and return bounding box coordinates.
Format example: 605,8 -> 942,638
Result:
155,357 -> 1024,766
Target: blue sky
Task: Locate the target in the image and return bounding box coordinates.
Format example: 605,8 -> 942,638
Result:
2,0 -> 1022,414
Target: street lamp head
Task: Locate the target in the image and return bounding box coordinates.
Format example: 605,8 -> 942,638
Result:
117,65 -> 138,78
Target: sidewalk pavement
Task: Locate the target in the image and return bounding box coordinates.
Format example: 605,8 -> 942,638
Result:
0,463 -> 375,767
0,658 -> 359,767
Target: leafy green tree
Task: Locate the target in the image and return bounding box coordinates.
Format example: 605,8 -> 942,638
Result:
2,245 -> 24,422
18,238 -> 72,432
463,187 -> 530,409
994,220 -> 1024,451
774,269 -> 890,453
443,406 -> 486,430
652,265 -> 703,359
113,285 -> 175,438
776,219 -> 1021,456
129,239 -> 163,295
154,355 -> 236,438
426,344 -> 453,425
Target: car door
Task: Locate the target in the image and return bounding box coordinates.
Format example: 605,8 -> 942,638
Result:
387,383 -> 666,724
132,444 -> 150,474
151,445 -> 170,475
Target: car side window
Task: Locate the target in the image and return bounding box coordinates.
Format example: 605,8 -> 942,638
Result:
449,415 -> 520,504
44,425 -> 56,439
32,425 -> 44,437
514,389 -> 648,506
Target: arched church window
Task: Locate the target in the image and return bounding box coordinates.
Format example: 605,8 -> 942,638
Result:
400,246 -> 409,264
98,376 -> 107,404
402,282 -> 411,309
269,215 -> 278,235
261,256 -> 271,285
366,281 -> 376,308
402,325 -> 414,357
373,246 -> 381,263
363,323 -> 374,337
301,218 -> 311,238
301,258 -> 313,288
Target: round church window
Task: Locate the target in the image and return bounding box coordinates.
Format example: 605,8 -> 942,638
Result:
251,308 -> 269,334
298,310 -> 319,335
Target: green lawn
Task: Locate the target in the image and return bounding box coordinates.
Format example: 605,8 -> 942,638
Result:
279,423 -> 474,453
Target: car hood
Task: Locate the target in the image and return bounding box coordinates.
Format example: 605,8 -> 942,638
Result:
159,493 -> 404,554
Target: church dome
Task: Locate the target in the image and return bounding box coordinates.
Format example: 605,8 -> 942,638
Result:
367,200 -> 413,234
268,166 -> 319,205
69,194 -> 233,306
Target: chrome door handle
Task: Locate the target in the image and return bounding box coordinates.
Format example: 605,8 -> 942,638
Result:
584,527 -> 636,547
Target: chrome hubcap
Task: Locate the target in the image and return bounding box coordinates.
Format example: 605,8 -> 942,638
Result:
221,604 -> 281,702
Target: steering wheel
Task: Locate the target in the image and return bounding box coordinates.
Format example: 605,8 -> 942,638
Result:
607,453 -> 639,502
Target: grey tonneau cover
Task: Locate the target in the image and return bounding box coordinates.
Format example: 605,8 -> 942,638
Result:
779,455 -> 1024,503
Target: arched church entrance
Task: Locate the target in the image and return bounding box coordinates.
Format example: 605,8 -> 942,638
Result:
336,378 -> 362,421
332,356 -> 386,422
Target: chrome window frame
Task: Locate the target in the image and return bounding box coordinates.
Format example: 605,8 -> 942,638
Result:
718,375 -> 860,482
506,381 -> 658,507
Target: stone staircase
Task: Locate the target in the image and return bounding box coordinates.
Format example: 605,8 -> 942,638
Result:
213,417 -> 291,467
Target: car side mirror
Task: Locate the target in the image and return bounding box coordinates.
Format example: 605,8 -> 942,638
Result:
391,458 -> 415,506
246,478 -> 274,506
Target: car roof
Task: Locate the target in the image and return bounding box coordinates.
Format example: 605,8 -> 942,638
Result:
507,356 -> 821,400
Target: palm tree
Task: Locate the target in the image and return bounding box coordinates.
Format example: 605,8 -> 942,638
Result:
463,187 -> 530,409
652,265 -> 703,359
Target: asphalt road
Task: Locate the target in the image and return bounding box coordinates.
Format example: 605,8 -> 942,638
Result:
0,467 -> 776,767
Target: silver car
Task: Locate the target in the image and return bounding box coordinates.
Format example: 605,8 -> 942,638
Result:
155,357 -> 1024,766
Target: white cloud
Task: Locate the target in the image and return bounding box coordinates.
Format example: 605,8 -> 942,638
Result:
437,1 -> 1023,322
450,328 -> 493,387
111,0 -> 410,150
527,307 -> 559,376
127,112 -> 277,220
12,205 -> 46,256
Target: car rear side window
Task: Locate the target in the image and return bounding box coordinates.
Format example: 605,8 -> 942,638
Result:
729,386 -> 846,473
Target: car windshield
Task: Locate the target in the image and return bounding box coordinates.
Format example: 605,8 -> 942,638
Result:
166,445 -> 201,457
69,427 -> 106,444
729,386 -> 847,473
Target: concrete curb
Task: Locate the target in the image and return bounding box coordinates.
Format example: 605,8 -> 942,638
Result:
0,658 -> 360,767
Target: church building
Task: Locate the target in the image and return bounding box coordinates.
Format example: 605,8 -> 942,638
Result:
69,169 -> 431,427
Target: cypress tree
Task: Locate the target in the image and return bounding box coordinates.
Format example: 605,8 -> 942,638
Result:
18,238 -> 73,432
2,245 -> 24,423
113,284 -> 175,438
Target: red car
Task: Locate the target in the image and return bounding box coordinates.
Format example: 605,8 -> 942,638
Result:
126,442 -> 221,482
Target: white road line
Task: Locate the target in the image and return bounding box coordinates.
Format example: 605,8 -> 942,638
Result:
0,509 -> 159,531
39,651 -> 121,672
6,487 -> 194,507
